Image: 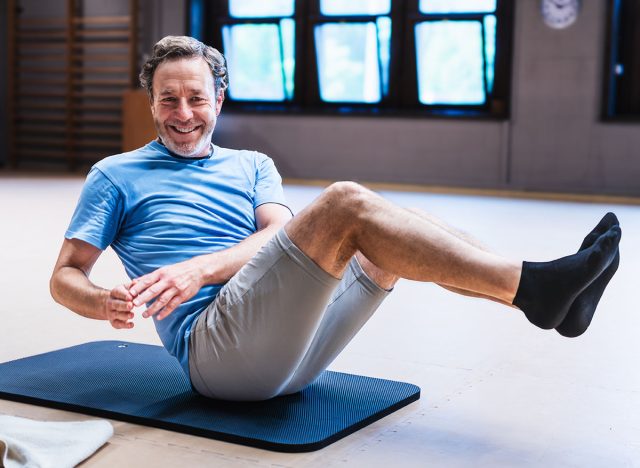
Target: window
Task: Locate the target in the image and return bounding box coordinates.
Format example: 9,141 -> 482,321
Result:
193,0 -> 514,117
414,1 -> 496,105
402,0 -> 512,114
201,1 -> 295,102
603,0 -> 640,119
313,0 -> 392,104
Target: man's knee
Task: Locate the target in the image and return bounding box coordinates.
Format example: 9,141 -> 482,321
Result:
321,181 -> 372,218
283,182 -> 373,277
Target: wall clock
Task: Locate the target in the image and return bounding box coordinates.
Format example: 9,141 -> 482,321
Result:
541,0 -> 581,29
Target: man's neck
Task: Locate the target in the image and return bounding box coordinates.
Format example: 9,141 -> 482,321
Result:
156,138 -> 214,160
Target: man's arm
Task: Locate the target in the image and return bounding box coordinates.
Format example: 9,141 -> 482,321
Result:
50,238 -> 135,329
130,203 -> 293,320
197,203 -> 293,286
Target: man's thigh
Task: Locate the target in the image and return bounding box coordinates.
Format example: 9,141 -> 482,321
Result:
189,228 -> 340,401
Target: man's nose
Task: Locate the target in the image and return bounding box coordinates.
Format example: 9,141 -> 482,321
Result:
174,99 -> 194,121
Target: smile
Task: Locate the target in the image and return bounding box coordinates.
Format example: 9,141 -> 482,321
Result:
169,125 -> 201,134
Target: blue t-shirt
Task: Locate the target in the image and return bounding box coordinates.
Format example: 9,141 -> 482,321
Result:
65,140 -> 289,377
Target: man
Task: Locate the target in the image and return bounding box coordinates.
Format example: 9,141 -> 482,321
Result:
51,36 -> 621,401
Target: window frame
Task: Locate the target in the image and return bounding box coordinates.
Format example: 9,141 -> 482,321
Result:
190,0 -> 514,119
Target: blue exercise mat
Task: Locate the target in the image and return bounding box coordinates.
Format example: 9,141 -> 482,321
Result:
0,341 -> 420,452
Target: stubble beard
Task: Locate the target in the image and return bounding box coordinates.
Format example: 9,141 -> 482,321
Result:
156,119 -> 215,158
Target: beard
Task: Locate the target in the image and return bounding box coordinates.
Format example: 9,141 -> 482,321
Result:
155,118 -> 215,158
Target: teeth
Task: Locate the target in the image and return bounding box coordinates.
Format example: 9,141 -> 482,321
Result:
173,126 -> 197,133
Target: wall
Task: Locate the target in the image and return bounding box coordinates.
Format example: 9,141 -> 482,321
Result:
215,114 -> 509,188
138,0 -> 185,62
509,0 -> 640,196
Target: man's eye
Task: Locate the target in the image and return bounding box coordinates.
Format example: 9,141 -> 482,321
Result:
162,97 -> 176,103
191,96 -> 204,102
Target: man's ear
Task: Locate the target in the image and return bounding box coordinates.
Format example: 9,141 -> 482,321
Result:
149,94 -> 156,117
215,92 -> 224,116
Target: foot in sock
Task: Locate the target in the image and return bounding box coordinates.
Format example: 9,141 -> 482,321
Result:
513,225 -> 621,329
576,212 -> 619,252
556,213 -> 620,337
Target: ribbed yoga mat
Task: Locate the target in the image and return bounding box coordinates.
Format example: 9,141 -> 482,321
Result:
0,341 -> 420,452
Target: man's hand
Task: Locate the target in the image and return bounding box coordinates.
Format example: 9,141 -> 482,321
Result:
105,284 -> 135,329
129,258 -> 206,320
125,204 -> 291,321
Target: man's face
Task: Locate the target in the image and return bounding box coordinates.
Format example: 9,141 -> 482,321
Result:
150,57 -> 224,158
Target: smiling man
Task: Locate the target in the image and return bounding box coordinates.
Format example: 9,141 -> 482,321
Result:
50,36 -> 293,393
51,36 -> 621,401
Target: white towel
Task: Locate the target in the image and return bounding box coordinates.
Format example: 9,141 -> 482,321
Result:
0,415 -> 113,468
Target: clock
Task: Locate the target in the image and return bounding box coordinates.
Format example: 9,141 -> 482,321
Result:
541,0 -> 580,29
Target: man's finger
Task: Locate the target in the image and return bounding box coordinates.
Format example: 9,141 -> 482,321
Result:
129,272 -> 159,297
132,280 -> 167,307
112,311 -> 134,322
111,284 -> 133,301
110,319 -> 134,330
143,287 -> 178,318
108,298 -> 134,312
156,296 -> 184,321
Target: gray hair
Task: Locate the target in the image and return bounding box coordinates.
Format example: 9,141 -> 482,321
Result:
139,36 -> 228,100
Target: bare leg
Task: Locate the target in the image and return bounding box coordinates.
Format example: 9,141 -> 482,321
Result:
404,207 -> 514,307
354,251 -> 398,290
352,210 -> 511,306
284,182 -> 521,304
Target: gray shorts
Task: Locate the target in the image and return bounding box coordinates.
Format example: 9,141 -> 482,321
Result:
188,228 -> 391,401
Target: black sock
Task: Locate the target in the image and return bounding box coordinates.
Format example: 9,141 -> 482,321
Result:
513,225 -> 621,329
556,213 -> 620,337
576,212 -> 619,252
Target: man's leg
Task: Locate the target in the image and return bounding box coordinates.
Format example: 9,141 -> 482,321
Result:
404,207 -> 513,307
408,207 -> 622,333
284,182 -> 620,330
280,255 -> 394,395
278,206 -> 523,395
189,229 -> 343,401
356,207 -> 511,305
285,182 -> 521,302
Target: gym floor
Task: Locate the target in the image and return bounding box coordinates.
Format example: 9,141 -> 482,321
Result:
1,175 -> 639,467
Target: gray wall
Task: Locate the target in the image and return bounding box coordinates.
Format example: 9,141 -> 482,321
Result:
139,0 -> 185,63
509,0 -> 640,196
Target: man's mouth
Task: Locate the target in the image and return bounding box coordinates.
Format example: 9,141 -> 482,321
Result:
169,125 -> 201,134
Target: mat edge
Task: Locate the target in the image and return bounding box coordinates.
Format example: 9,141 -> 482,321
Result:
0,341 -> 422,453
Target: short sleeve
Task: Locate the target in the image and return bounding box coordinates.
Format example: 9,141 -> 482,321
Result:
253,153 -> 289,211
65,167 -> 124,250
